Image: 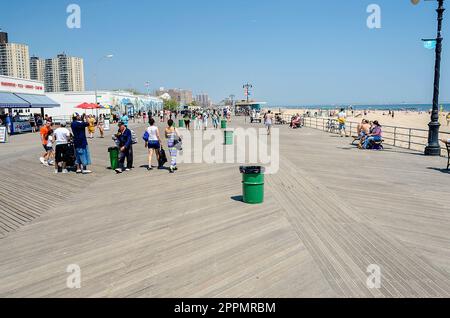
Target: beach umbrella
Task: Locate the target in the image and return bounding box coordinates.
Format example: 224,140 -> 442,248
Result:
76,102 -> 100,110
76,102 -> 101,116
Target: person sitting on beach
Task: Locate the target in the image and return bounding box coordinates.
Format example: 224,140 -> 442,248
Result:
361,121 -> 383,149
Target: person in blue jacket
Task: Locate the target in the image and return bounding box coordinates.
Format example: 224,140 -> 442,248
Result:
115,122 -> 133,173
71,113 -> 92,174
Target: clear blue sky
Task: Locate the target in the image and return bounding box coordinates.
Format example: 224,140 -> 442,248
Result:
1,0 -> 449,105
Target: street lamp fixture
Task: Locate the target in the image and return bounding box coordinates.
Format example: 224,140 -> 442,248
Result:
413,0 -> 446,156
243,83 -> 253,103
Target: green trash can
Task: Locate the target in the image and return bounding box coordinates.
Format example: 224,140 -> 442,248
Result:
224,130 -> 234,145
108,146 -> 119,170
240,166 -> 265,204
178,119 -> 185,128
221,119 -> 227,129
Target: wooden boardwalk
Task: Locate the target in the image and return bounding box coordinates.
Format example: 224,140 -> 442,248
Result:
0,118 -> 449,297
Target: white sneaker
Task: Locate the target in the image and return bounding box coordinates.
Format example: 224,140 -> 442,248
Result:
82,170 -> 92,174
54,170 -> 59,174
43,161 -> 49,167
76,169 -> 82,174
62,169 -> 69,174
40,157 -> 45,164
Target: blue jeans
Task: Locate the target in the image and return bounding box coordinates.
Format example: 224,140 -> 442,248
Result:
364,136 -> 382,149
75,146 -> 91,167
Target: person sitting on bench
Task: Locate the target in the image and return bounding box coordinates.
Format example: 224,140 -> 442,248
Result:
357,119 -> 370,138
362,121 -> 383,149
290,114 -> 302,129
354,119 -> 371,145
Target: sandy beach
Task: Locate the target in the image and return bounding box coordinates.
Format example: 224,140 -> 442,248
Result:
273,108 -> 450,134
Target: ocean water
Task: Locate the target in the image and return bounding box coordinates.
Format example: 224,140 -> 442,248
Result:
270,104 -> 450,112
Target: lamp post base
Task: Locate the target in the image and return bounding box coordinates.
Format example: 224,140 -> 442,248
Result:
424,145 -> 442,156
425,120 -> 442,156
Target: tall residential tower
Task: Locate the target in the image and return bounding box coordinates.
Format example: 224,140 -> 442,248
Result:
0,32 -> 31,79
31,53 -> 85,92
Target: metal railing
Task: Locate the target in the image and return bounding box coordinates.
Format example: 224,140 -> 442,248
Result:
292,116 -> 450,156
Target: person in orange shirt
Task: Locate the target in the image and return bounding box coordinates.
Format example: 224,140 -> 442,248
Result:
40,121 -> 52,166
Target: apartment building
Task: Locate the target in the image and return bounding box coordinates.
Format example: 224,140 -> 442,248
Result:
0,40 -> 31,79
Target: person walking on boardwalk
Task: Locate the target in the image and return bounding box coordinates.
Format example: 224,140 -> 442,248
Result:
212,111 -> 219,129
45,126 -> 55,166
120,112 -> 129,127
87,115 -> 96,139
142,111 -> 147,125
97,114 -> 105,138
337,108 -> 347,137
53,121 -> 71,174
39,121 -> 53,166
165,119 -> 181,173
144,118 -> 161,171
264,110 -> 274,135
115,122 -> 133,174
195,112 -> 202,130
202,111 -> 209,130
184,112 -> 191,130
71,113 -> 92,174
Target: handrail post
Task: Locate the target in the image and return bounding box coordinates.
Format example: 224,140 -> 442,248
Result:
394,127 -> 397,147
408,128 -> 412,150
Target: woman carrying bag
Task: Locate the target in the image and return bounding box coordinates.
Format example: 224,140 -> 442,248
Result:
143,118 -> 161,171
165,119 -> 182,173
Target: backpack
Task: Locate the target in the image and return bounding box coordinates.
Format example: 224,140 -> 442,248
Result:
130,130 -> 138,144
158,147 -> 168,167
142,130 -> 149,142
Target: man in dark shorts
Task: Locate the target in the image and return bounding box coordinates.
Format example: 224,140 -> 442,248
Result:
54,121 -> 71,174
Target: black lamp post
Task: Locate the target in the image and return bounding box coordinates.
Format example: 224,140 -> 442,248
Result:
421,0 -> 446,156
243,83 -> 253,103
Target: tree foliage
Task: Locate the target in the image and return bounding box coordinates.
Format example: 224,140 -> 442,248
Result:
164,99 -> 179,111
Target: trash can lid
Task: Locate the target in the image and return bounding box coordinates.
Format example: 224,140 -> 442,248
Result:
239,166 -> 265,174
108,146 -> 119,151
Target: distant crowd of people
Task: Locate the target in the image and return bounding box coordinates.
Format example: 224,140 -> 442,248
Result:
35,107 -> 235,176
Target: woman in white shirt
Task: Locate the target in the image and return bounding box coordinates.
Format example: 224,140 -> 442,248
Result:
145,118 -> 161,171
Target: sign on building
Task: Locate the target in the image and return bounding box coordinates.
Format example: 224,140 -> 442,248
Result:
0,126 -> 7,143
